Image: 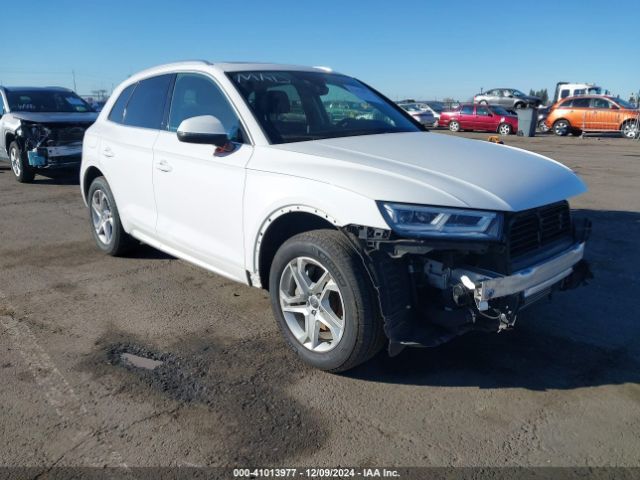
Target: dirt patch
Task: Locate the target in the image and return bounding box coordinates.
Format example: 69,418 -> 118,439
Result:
84,330 -> 328,465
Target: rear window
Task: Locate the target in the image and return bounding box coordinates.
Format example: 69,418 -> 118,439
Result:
558,99 -> 572,108
123,75 -> 173,129
572,98 -> 590,108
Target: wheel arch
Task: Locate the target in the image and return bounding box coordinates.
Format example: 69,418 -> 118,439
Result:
82,166 -> 105,203
254,206 -> 339,290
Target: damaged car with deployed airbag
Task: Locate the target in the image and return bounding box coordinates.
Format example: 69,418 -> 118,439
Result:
80,62 -> 592,373
0,86 -> 97,183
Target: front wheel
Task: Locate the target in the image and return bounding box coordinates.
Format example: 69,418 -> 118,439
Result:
269,230 -> 385,372
621,120 -> 640,139
87,176 -> 136,256
553,120 -> 570,136
449,120 -> 461,132
498,123 -> 512,135
9,142 -> 35,183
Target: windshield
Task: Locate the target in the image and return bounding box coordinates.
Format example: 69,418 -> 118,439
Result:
612,97 -> 637,109
227,71 -> 420,144
6,89 -> 93,113
489,105 -> 512,116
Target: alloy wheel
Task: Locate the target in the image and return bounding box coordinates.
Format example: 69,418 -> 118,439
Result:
554,121 -> 569,136
279,256 -> 345,352
499,124 -> 511,135
91,189 -> 114,245
622,121 -> 639,139
449,121 -> 460,132
10,147 -> 21,178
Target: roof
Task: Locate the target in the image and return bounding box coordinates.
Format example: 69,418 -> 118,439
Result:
129,61 -> 338,82
0,86 -> 72,92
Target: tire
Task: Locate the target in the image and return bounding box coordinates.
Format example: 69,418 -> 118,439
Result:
87,176 -> 136,256
553,119 -> 570,136
9,141 -> 35,183
498,123 -> 512,135
269,229 -> 385,372
478,100 -> 488,105
449,120 -> 460,132
514,102 -> 526,109
621,120 -> 640,139
537,120 -> 549,133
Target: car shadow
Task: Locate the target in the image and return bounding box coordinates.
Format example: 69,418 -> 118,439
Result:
126,243 -> 175,261
32,169 -> 80,185
346,209 -> 640,391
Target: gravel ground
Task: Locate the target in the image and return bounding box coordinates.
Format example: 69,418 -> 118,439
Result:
1,131 -> 639,469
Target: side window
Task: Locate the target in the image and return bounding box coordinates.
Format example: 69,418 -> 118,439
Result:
108,84 -> 136,124
461,105 -> 474,115
168,73 -> 243,142
572,98 -> 590,108
124,74 -> 173,129
559,99 -> 572,108
591,98 -> 611,109
476,106 -> 490,116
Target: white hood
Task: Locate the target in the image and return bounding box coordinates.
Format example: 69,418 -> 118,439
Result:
255,132 -> 586,212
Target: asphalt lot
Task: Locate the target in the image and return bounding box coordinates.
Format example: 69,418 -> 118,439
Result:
1,131 -> 639,469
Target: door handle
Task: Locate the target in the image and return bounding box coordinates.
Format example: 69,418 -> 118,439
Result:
155,160 -> 173,172
102,146 -> 114,157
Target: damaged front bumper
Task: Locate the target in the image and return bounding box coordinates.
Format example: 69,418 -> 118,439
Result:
27,144 -> 83,168
344,216 -> 593,355
451,241 -> 586,312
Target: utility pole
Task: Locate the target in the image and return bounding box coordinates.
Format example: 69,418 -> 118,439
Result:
72,70 -> 77,92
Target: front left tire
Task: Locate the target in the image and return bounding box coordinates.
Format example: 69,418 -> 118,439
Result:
9,141 -> 35,183
269,229 -> 385,372
87,176 -> 136,256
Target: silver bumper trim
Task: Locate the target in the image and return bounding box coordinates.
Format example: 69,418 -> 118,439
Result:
454,242 -> 585,310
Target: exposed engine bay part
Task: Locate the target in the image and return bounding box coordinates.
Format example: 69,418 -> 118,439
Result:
16,122 -> 90,168
341,217 -> 592,355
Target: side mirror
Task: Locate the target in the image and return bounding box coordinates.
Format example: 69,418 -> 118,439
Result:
177,115 -> 228,147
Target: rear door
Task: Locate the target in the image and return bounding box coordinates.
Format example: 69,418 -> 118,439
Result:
568,97 -> 591,130
99,75 -> 173,237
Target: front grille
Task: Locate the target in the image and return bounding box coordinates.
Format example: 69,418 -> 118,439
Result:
508,201 -> 571,258
44,124 -> 91,145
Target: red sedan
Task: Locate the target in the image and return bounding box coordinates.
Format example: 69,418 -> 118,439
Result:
438,104 -> 518,135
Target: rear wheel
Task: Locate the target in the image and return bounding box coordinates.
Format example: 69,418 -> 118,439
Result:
553,119 -> 570,136
515,102 -> 526,109
269,230 -> 385,372
9,141 -> 35,183
498,123 -> 512,135
621,120 -> 640,139
478,100 -> 488,105
88,176 -> 136,256
449,120 -> 460,132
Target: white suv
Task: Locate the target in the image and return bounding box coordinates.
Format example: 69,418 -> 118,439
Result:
80,61 -> 592,372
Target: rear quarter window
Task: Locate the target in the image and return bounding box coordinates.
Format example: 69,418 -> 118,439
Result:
108,84 -> 136,124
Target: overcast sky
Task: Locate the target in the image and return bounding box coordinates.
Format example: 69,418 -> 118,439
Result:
1,0 -> 637,100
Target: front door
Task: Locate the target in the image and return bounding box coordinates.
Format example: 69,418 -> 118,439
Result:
152,73 -> 253,281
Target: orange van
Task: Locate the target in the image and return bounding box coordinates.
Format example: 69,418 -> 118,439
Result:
545,95 -> 639,138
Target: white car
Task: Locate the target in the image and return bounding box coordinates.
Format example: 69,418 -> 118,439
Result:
80,61 -> 592,372
397,102 -> 436,127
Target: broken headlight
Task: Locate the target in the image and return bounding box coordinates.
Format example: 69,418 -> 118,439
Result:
378,202 -> 503,240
